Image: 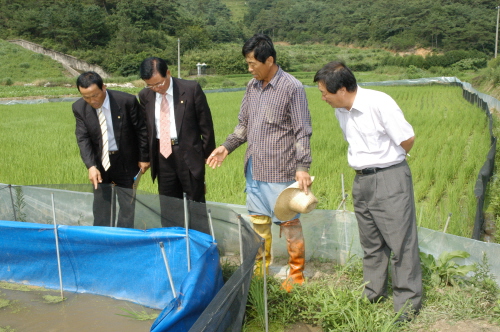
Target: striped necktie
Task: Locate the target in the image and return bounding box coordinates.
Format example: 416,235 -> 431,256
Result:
160,93 -> 172,158
97,107 -> 110,171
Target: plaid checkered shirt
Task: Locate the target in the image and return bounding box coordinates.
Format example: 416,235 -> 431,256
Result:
223,67 -> 312,183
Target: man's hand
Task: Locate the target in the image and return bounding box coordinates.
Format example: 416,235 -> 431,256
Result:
88,166 -> 102,190
206,146 -> 229,169
139,162 -> 150,174
295,171 -> 312,194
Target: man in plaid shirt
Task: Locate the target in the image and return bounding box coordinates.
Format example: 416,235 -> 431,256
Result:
207,34 -> 313,291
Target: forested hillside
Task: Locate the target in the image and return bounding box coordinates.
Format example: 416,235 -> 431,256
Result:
0,0 -> 497,76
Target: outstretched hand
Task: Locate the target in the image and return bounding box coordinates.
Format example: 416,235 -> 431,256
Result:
206,146 -> 229,169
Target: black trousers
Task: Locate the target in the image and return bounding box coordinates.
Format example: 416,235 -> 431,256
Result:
157,144 -> 209,234
93,153 -> 139,228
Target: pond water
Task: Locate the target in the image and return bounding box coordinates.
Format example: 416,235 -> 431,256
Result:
0,285 -> 160,332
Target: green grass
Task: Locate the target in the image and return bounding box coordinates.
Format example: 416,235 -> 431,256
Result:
241,255 -> 500,331
0,40 -> 68,84
0,85 -> 490,238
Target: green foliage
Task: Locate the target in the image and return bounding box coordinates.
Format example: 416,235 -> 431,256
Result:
406,65 -> 424,79
452,58 -> 488,71
420,250 -> 476,287
383,50 -> 488,71
0,0 -> 242,76
183,44 -> 247,75
220,258 -> 239,282
244,254 -> 500,330
245,259 -> 391,331
0,0 -> 496,77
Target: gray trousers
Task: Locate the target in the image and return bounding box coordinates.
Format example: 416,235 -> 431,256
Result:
352,160 -> 422,313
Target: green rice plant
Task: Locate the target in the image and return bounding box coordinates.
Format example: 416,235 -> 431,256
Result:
13,186 -> 26,222
248,261 -> 400,331
0,326 -> 15,332
246,276 -> 267,329
116,307 -> 158,321
0,298 -> 10,309
0,85 -> 491,238
41,295 -> 65,304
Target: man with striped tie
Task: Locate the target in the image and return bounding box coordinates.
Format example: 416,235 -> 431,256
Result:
73,71 -> 150,228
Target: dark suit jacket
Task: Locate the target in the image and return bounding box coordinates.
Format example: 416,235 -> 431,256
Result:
138,78 -> 215,181
72,89 -> 149,175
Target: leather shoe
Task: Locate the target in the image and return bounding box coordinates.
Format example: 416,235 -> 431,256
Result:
368,295 -> 386,304
394,310 -> 419,325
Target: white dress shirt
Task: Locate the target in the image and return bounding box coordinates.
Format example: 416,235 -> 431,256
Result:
97,91 -> 118,151
335,87 -> 414,170
154,77 -> 178,140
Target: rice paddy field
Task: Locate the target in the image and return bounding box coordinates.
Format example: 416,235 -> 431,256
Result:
0,85 -> 490,238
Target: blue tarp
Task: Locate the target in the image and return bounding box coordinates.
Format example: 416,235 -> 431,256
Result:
0,220 -> 224,331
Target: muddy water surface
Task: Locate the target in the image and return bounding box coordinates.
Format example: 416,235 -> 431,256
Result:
0,285 -> 160,332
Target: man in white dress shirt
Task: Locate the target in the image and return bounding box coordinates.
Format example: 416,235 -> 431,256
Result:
314,61 -> 422,323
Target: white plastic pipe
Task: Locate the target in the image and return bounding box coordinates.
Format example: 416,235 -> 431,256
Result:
159,242 -> 177,298
183,193 -> 191,272
51,193 -> 64,300
207,209 -> 216,243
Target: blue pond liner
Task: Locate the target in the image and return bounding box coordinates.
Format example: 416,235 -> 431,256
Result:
0,220 -> 224,331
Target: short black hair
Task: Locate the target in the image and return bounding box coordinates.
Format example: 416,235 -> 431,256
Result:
242,34 -> 276,64
313,61 -> 357,93
76,71 -> 103,91
139,57 -> 168,80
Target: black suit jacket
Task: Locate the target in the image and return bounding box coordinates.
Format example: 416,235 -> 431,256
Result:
138,78 -> 215,181
72,89 -> 149,175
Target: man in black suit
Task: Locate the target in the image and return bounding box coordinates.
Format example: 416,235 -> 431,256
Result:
73,71 -> 150,228
138,57 -> 215,229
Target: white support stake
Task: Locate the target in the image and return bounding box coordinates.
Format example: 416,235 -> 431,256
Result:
341,173 -> 346,211
238,215 -> 244,264
111,184 -> 116,227
262,243 -> 269,332
207,209 -> 215,243
159,242 -> 177,298
443,213 -> 452,234
51,193 -> 64,300
183,193 -> 191,272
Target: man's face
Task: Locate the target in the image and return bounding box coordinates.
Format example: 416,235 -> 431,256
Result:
143,71 -> 171,95
245,52 -> 273,82
318,82 -> 346,109
79,84 -> 107,109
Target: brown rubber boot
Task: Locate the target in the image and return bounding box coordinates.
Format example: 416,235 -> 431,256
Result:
251,215 -> 272,276
280,218 -> 305,292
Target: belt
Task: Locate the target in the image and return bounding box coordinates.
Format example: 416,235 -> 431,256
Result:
109,150 -> 119,155
355,162 -> 403,175
355,167 -> 383,175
